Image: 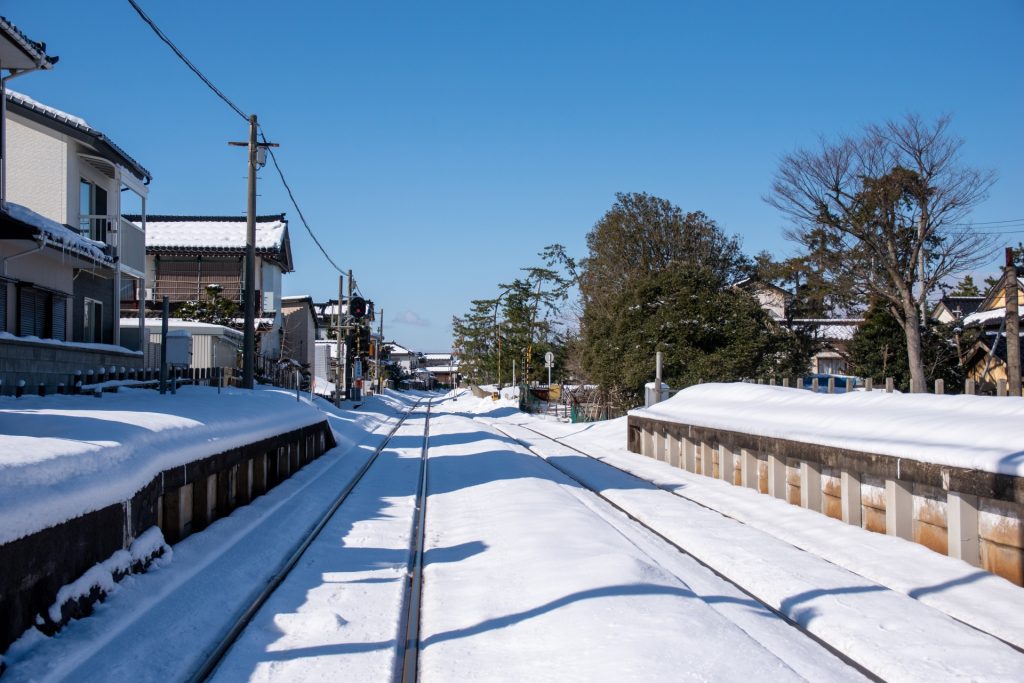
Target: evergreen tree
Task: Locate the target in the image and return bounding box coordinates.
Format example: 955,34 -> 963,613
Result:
176,284 -> 237,326
950,275 -> 981,297
581,264 -> 808,405
848,300 -> 964,392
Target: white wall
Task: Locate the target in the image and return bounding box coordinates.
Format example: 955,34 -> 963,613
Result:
5,114 -> 67,223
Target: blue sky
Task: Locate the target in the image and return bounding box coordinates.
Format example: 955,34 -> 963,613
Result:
7,1 -> 1023,351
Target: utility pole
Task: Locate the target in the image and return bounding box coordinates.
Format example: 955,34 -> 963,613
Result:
918,213 -> 928,327
229,115 -> 277,389
346,269 -> 353,400
335,274 -> 343,407
1005,247 -> 1021,397
377,307 -> 383,394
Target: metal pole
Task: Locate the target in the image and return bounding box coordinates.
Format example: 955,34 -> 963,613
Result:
346,269 -> 353,400
655,351 -> 663,393
242,114 -> 258,390
377,307 -> 383,394
335,275 -> 343,407
159,296 -> 168,394
1005,247 -> 1021,397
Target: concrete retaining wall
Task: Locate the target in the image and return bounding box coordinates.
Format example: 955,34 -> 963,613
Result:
627,415 -> 1024,586
0,336 -> 143,395
0,420 -> 335,654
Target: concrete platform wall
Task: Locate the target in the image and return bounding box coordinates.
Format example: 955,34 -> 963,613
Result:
0,420 -> 335,654
627,415 -> 1024,586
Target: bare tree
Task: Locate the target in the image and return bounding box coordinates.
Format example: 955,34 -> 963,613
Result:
767,115 -> 996,393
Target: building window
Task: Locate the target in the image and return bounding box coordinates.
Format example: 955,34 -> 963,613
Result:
83,297 -> 103,343
0,282 -> 7,333
16,285 -> 66,341
79,178 -> 108,243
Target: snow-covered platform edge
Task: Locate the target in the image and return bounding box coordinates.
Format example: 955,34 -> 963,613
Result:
629,383 -> 1024,586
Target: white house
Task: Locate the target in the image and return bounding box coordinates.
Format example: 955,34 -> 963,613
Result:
2,88 -> 151,347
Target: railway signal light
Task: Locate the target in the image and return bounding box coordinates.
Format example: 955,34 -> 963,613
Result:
350,296 -> 367,319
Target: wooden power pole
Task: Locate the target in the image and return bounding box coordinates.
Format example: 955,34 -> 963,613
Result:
1006,247 -> 1021,397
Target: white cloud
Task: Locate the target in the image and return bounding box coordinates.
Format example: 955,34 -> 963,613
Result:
393,310 -> 430,327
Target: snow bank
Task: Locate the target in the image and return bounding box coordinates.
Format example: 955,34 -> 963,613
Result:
0,386 -> 328,545
632,383 -> 1024,476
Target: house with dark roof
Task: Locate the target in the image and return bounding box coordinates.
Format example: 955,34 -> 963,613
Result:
127,214 -> 294,360
933,295 -> 984,324
961,269 -> 1023,391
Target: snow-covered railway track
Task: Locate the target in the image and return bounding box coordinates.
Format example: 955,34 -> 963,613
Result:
193,399 -> 433,683
483,420 -> 879,682
482,418 -> 1024,682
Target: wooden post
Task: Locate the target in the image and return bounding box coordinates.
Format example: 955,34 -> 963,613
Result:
865,377 -> 873,392
827,376 -> 835,394
885,377 -> 894,393
965,378 -> 976,395
668,432 -> 681,468
811,377 -> 819,393
997,379 -> 1008,397
1004,247 -> 1021,397
782,377 -> 790,388
935,378 -> 944,395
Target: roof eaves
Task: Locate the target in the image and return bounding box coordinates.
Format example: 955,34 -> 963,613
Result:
0,16 -> 57,69
5,91 -> 151,182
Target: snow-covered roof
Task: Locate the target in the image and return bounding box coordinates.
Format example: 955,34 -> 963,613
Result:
423,364 -> 459,373
423,353 -> 453,361
0,201 -> 112,265
387,343 -> 414,356
963,308 -> 1020,327
5,89 -> 150,183
133,214 -> 293,271
121,318 -> 243,340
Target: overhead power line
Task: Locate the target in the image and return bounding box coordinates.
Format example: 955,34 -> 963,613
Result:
126,0 -> 248,121
126,0 -> 345,275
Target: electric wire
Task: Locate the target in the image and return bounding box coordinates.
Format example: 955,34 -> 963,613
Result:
126,0 -> 347,276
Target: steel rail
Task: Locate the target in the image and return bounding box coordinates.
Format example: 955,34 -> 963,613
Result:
189,399 -> 425,683
486,420 -> 883,683
395,399 -> 432,683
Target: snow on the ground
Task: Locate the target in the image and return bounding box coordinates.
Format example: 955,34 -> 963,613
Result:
208,407 -> 429,683
418,401 -> 812,681
471,404 -> 1024,680
6,386 -> 1024,681
0,386 -> 328,545
632,382 -> 1024,475
536,413 -> 1024,650
1,392 -> 420,681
